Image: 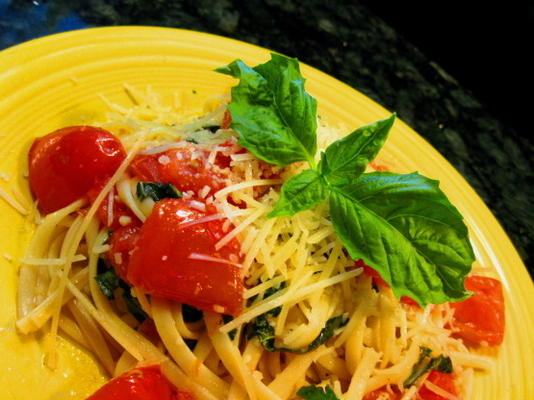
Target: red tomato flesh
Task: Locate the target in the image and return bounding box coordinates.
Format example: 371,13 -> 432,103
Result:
87,184 -> 140,230
29,126 -> 126,214
126,198 -> 244,316
418,370 -> 457,400
129,147 -> 227,195
108,225 -> 141,280
450,275 -> 505,345
85,365 -> 194,400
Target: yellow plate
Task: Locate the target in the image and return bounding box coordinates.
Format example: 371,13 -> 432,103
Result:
0,27 -> 532,399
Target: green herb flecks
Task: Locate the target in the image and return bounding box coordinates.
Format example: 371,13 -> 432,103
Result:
296,385 -> 340,400
136,182 -> 182,202
404,346 -> 453,387
95,265 -> 148,323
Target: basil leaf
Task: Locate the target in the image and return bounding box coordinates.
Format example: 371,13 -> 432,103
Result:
250,314 -> 347,353
94,269 -> 120,299
404,347 -> 453,387
296,386 -> 340,400
319,114 -> 396,186
269,169 -> 329,218
329,174 -> 474,306
216,54 -> 317,166
136,182 -> 182,202
95,266 -> 148,322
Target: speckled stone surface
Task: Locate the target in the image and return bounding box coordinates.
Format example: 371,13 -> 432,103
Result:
1,0 -> 532,274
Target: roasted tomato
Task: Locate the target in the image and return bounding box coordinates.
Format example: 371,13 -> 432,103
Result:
418,370 -> 457,400
363,387 -> 400,399
358,260 -> 418,307
85,365 -> 194,400
126,198 -> 244,316
87,183 -> 140,230
449,275 -> 505,345
29,126 -> 126,214
129,147 -> 228,195
108,225 -> 141,280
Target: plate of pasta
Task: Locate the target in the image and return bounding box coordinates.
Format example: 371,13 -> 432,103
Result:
0,27 -> 532,400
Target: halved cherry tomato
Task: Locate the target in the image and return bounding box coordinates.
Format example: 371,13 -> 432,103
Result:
87,183 -> 140,230
358,260 -> 419,307
127,198 -> 244,316
363,387 -> 401,400
85,365 -> 194,400
449,275 -> 505,345
418,370 -> 457,400
29,126 -> 126,214
108,225 -> 141,280
129,147 -> 227,195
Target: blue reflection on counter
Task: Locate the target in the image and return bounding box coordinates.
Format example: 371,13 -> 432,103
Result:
0,0 -> 88,50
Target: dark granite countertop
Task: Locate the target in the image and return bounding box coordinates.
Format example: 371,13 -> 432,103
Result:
1,1 -> 532,276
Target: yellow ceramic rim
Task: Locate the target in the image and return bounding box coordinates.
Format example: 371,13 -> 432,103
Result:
0,26 -> 532,399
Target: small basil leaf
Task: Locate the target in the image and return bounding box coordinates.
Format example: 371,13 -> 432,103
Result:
329,178 -> 473,307
296,386 -> 340,400
216,54 -> 317,166
136,182 -> 182,202
95,265 -> 147,322
404,347 -> 453,387
318,114 -> 395,186
251,314 -> 347,353
94,269 -> 120,299
269,169 -> 329,218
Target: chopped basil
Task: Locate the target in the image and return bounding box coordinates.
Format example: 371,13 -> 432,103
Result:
136,182 -> 182,202
250,314 -> 347,353
404,346 -> 453,387
94,263 -> 148,323
296,385 -> 340,400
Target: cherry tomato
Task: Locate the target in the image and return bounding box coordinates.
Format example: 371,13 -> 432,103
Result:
85,365 -> 194,400
363,387 -> 400,400
449,275 -> 505,345
418,370 -> 457,400
108,225 -> 141,280
129,147 -> 227,195
126,198 -> 244,316
87,183 -> 140,230
29,126 -> 126,214
358,261 -> 419,307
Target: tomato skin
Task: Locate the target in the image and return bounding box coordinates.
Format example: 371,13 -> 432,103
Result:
108,225 -> 141,280
127,198 -> 244,316
450,275 -> 505,345
129,147 -> 227,195
85,365 -> 192,400
29,126 -> 126,214
418,371 -> 457,400
87,183 -> 140,230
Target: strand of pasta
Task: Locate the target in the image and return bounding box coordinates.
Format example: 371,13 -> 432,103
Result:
66,277 -> 218,400
151,297 -> 230,399
17,198 -> 86,319
343,347 -> 381,400
67,298 -> 116,375
205,312 -> 282,400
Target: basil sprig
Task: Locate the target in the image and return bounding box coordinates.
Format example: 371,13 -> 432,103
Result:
217,54 -> 474,307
